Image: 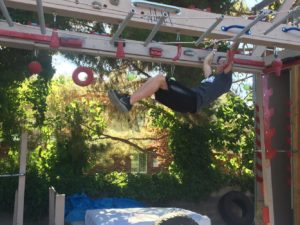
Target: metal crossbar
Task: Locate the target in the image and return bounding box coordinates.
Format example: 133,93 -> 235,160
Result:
231,10 -> 270,42
194,15 -> 224,46
144,13 -> 167,47
110,9 -> 135,45
0,0 -> 13,26
36,0 -> 46,34
0,173 -> 25,178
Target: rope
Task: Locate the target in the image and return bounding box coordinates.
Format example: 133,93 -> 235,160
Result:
0,173 -> 25,178
131,64 -> 151,78
158,38 -> 231,45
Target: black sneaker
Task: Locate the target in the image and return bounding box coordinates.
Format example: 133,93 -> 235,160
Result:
108,90 -> 132,112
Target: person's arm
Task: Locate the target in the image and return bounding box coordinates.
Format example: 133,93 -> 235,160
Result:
203,43 -> 218,78
223,50 -> 233,74
223,61 -> 233,74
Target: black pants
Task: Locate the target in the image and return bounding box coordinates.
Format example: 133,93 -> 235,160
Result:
154,78 -> 197,113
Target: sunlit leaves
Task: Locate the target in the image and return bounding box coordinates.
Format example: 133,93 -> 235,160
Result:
210,93 -> 254,180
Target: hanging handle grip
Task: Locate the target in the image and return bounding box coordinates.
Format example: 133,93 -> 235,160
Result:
282,27 -> 300,33
221,25 -> 251,35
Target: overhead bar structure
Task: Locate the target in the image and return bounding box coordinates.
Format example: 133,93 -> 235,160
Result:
0,0 -> 13,27
4,0 -> 300,50
194,15 -> 224,46
0,21 -> 265,73
109,9 -> 135,45
36,0 -> 46,34
144,13 -> 167,47
264,6 -> 300,35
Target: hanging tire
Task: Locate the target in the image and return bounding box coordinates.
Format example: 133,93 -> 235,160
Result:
218,191 -> 254,225
72,66 -> 94,86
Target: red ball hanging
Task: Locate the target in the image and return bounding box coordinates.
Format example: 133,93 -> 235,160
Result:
28,61 -> 42,75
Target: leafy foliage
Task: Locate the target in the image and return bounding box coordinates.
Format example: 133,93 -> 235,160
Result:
209,93 -> 254,190
149,106 -> 224,198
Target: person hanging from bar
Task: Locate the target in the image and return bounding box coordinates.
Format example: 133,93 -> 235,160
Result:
108,42 -> 236,113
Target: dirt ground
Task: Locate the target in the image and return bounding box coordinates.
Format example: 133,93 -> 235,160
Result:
0,213 -> 48,225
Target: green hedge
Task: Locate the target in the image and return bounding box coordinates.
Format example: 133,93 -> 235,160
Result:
0,170 -> 233,220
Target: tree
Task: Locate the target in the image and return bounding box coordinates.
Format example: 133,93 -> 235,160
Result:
209,93 -> 254,189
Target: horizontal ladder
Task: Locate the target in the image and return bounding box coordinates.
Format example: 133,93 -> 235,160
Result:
0,21 -> 265,73
4,0 -> 300,51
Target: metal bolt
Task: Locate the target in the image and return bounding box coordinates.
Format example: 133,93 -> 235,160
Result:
92,1 -> 102,10
110,0 -> 119,6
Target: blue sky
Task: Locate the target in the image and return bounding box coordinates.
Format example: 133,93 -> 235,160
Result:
244,0 -> 259,9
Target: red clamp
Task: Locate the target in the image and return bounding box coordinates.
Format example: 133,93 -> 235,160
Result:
116,41 -> 125,59
221,49 -> 237,70
263,57 -> 283,76
50,30 -> 60,49
60,37 -> 83,48
262,207 -> 270,225
149,47 -> 163,57
172,44 -> 182,61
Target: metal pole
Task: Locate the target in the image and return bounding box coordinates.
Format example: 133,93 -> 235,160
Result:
110,9 -> 135,45
36,0 -> 46,34
144,13 -> 167,47
231,11 -> 270,42
16,131 -> 28,225
0,0 -> 13,27
194,15 -> 224,46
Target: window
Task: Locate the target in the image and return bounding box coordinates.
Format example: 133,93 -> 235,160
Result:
131,153 -> 147,173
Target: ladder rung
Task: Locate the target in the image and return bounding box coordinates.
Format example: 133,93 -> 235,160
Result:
36,0 -> 46,34
0,0 -> 13,27
144,13 -> 167,47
